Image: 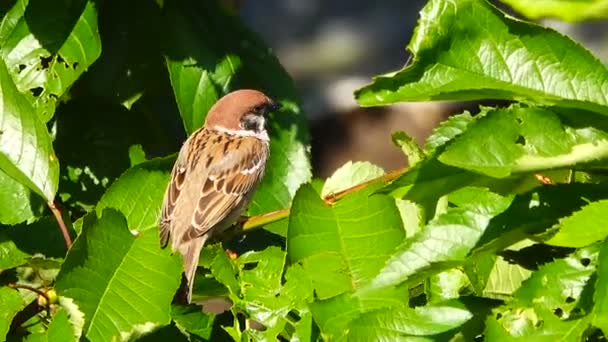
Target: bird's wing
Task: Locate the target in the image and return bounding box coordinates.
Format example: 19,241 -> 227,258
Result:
159,145 -> 189,247
181,133 -> 269,243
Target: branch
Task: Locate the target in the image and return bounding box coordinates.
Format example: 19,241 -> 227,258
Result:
48,201 -> 72,249
240,167 -> 406,233
8,283 -> 50,307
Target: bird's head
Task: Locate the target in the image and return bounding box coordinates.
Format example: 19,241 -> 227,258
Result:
204,89 -> 281,137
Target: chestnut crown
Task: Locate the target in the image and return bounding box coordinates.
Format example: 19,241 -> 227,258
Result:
204,89 -> 280,134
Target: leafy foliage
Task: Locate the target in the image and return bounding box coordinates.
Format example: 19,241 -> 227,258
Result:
1,0 -> 608,340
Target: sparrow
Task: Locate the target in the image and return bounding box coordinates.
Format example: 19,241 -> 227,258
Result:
159,89 -> 280,303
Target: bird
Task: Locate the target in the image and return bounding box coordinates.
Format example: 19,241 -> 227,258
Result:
159,89 -> 280,303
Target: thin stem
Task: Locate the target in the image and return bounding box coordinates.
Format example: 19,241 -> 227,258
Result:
323,168 -> 405,205
48,201 -> 72,249
242,208 -> 290,232
8,283 -> 51,316
240,167 -> 406,232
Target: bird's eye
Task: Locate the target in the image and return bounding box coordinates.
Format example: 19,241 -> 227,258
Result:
253,105 -> 265,114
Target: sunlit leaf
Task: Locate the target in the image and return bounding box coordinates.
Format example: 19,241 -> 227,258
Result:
55,209 -> 182,342
356,0 -> 608,115
0,59 -> 59,201
0,0 -> 101,121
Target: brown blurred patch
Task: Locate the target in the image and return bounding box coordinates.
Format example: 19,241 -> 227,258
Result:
310,102 -> 452,177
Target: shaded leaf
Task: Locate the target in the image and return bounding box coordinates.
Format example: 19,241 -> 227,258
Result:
171,304 -> 214,340
54,99 -> 172,215
24,309 -> 75,342
77,0 -> 164,110
1,216 -> 68,271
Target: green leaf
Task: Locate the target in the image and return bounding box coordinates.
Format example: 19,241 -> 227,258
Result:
424,112 -> 474,152
321,161 -> 385,198
485,245 -> 599,339
0,286 -> 25,340
474,183 -> 608,255
171,304 -> 214,340
379,156 -> 479,204
485,306 -> 590,341
94,156 -> 174,233
347,300 -> 472,339
546,200 -> 608,247
479,255 -> 532,300
199,245 -> 314,340
310,286 -> 409,340
395,198 -> 424,238
0,169 -> 44,225
0,58 -> 59,201
500,0 -> 608,22
164,0 -> 311,228
54,99 -> 172,215
371,188 -> 513,289
55,209 -> 182,342
355,0 -> 608,115
288,183 -> 406,298
237,249 -> 313,341
0,231 -> 30,271
1,216 -> 68,271
427,269 -> 471,303
439,106 -> 608,178
514,245 -> 597,312
0,0 -> 102,121
593,239 -> 608,332
25,309 -> 75,342
391,131 -> 425,166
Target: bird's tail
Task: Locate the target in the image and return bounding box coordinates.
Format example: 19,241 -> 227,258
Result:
177,235 -> 208,303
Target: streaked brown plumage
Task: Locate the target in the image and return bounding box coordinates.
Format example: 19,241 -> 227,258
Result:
159,89 -> 279,303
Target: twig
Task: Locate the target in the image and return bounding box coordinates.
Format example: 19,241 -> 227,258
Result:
242,208 -> 290,232
323,168 -> 405,205
240,167 -> 406,232
8,283 -> 51,317
48,201 -> 72,249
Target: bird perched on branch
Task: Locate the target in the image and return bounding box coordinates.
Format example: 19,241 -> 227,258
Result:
159,89 -> 280,303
